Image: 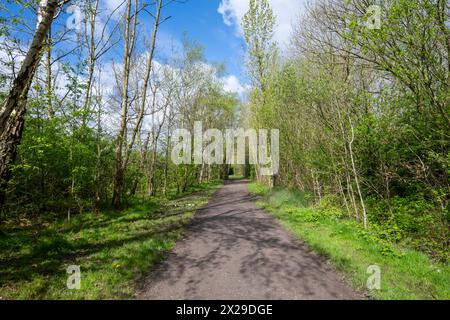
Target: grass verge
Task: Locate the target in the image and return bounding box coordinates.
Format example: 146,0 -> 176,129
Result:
248,182 -> 449,300
0,182 -> 221,299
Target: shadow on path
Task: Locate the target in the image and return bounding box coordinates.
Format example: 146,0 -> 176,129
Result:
137,180 -> 360,300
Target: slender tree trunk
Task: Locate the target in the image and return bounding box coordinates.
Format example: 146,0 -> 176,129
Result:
124,0 -> 162,168
94,95 -> 103,210
113,0 -> 163,206
68,147 -> 75,221
147,145 -> 158,196
147,101 -> 157,197
336,104 -> 360,220
0,0 -> 60,207
199,163 -> 205,183
163,128 -> 170,196
131,132 -> 150,196
0,108 -> 26,206
348,119 -> 368,229
337,175 -> 351,217
45,26 -> 55,117
112,0 -> 137,208
346,168 -> 359,220
147,96 -> 171,196
0,0 -> 59,134
82,17 -> 96,127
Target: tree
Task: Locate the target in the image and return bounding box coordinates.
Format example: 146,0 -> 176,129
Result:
242,0 -> 278,184
111,0 -> 138,208
254,0 -> 449,249
242,0 -> 277,94
81,0 -> 122,127
112,0 -> 171,208
0,0 -> 67,206
0,0 -> 241,223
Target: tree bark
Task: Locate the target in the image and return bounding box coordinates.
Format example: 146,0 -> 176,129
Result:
348,118 -> 368,229
0,0 -> 61,206
112,0 -> 137,208
45,26 -> 55,117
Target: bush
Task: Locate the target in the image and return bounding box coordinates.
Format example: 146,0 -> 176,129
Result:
367,196 -> 449,262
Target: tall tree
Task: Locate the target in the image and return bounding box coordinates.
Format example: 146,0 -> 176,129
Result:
112,0 -> 138,208
242,0 -> 278,183
242,0 -> 277,94
0,0 -> 66,205
112,0 -> 164,208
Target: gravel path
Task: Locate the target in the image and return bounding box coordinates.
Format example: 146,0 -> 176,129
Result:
137,180 -> 360,300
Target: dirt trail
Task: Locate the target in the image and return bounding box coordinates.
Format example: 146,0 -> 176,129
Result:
137,180 -> 360,300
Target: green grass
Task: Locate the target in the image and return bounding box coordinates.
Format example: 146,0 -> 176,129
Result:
0,182 -> 221,299
248,182 -> 450,300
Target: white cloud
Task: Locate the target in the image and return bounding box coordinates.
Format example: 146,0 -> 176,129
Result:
103,0 -> 126,13
218,0 -> 249,28
217,0 -> 307,49
221,75 -> 246,95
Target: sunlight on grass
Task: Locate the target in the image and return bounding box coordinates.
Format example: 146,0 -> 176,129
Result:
0,182 -> 221,300
248,182 -> 450,300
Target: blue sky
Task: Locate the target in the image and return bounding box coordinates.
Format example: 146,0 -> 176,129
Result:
153,0 -> 307,92
155,0 -> 247,79
1,0 -> 307,95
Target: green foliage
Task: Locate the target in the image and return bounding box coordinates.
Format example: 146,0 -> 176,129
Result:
0,183 -> 220,299
247,181 -> 271,196
1,34 -> 235,215
249,182 -> 450,300
242,0 -> 278,92
246,0 -> 449,265
366,196 -> 449,262
316,195 -> 347,220
6,112 -> 114,214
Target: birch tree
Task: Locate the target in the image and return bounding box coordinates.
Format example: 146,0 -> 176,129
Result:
0,0 -> 67,205
112,0 -> 165,208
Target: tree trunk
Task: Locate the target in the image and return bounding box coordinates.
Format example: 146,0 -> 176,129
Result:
147,145 -> 158,196
130,132 -> 151,196
0,0 -> 60,206
163,130 -> 170,196
348,119 -> 368,229
112,0 -> 137,208
199,162 -> 205,184
124,0 -> 162,168
0,108 -> 26,206
45,26 -> 55,117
